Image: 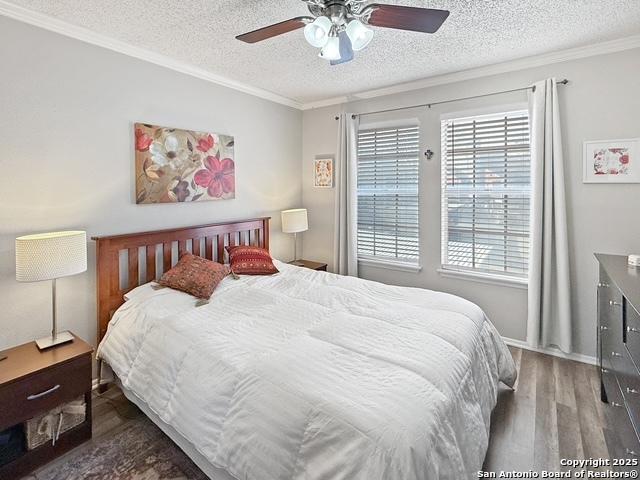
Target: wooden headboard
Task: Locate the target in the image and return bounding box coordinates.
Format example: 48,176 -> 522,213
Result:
92,217 -> 270,344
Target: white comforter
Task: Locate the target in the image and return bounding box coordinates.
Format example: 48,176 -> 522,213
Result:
98,261 -> 516,480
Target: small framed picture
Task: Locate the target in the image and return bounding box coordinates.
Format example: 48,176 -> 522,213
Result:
583,138 -> 640,183
314,157 -> 334,188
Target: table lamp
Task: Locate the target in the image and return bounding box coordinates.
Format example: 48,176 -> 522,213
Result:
281,209 -> 308,266
15,231 -> 87,350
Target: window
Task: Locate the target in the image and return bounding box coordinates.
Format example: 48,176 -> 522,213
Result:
441,109 -> 531,280
357,124 -> 420,266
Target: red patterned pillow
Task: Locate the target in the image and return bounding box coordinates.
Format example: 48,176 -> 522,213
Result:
226,245 -> 279,275
159,253 -> 230,299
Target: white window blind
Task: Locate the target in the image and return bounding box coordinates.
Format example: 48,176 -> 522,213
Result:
441,110 -> 531,278
357,125 -> 420,264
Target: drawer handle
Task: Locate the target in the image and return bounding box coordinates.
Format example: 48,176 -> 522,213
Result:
599,282 -> 610,288
27,384 -> 60,400
628,326 -> 640,334
601,325 -> 609,331
610,300 -> 622,307
612,351 -> 623,357
602,368 -> 609,374
626,448 -> 639,457
611,401 -> 624,407
627,387 -> 640,395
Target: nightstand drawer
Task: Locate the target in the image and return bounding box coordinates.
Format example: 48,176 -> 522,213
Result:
0,355 -> 91,431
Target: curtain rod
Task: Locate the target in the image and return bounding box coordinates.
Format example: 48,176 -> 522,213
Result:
333,79 -> 569,120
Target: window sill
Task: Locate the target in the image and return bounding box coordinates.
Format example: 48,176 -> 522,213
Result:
358,257 -> 422,273
437,267 -> 528,289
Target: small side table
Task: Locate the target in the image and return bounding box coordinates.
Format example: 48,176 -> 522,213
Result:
0,333 -> 93,478
288,260 -> 328,271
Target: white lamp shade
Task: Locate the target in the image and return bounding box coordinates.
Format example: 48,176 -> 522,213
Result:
281,209 -> 308,233
346,19 -> 373,51
304,16 -> 332,48
319,35 -> 341,61
16,231 -> 87,282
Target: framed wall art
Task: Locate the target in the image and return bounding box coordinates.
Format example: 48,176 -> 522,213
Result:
134,123 -> 235,204
314,157 -> 334,188
583,138 -> 640,183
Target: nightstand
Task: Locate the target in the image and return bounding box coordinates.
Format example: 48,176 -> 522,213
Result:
0,333 -> 93,478
288,259 -> 328,271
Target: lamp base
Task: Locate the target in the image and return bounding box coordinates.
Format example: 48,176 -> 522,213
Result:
35,331 -> 74,350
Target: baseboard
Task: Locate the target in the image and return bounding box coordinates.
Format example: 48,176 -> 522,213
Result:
502,336 -> 597,366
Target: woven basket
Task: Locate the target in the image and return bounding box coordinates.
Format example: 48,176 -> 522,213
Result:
24,396 -> 86,450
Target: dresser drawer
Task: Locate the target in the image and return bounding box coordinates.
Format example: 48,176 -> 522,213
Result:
602,323 -> 624,371
0,355 -> 91,431
612,338 -> 635,380
603,370 -> 628,461
603,364 -> 623,405
606,328 -> 626,379
610,346 -> 640,461
598,269 -> 623,329
625,301 -> 640,368
603,368 -> 640,465
600,291 -> 623,332
598,270 -> 623,371
617,347 -> 640,413
612,403 -> 640,465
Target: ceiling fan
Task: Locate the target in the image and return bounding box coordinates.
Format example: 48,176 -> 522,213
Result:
236,0 -> 450,65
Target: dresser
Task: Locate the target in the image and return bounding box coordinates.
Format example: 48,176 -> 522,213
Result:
597,253 -> 640,465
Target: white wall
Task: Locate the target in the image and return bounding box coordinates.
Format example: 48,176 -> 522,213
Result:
1,13 -> 638,360
302,48 -> 640,357
0,17 -> 302,350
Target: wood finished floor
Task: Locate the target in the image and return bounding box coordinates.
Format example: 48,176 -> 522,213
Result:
484,346 -> 612,475
24,346 -> 614,478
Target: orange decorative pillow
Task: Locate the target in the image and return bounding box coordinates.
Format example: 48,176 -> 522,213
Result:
159,253 -> 230,299
226,245 -> 279,275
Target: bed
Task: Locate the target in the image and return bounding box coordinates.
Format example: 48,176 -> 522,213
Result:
93,218 -> 517,480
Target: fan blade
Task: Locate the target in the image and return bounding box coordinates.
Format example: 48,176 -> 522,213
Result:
366,4 -> 449,34
236,16 -> 313,43
330,32 -> 355,66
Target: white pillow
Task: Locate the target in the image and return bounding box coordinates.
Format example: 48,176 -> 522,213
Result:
123,282 -> 158,301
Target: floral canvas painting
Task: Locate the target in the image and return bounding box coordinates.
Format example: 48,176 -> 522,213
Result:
314,158 -> 333,188
593,147 -> 629,175
135,123 -> 235,204
583,139 -> 640,183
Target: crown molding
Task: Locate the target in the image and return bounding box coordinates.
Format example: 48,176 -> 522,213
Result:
300,33 -> 640,110
0,0 -> 303,110
300,96 -> 350,110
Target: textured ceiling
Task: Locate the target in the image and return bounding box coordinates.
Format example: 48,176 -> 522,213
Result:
6,0 -> 640,104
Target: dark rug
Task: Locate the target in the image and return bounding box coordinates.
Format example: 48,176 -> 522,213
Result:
37,416 -> 209,480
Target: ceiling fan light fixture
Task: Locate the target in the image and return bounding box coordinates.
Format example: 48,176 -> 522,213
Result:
346,19 -> 373,51
236,2 -> 450,66
304,16 -> 332,48
318,34 -> 341,61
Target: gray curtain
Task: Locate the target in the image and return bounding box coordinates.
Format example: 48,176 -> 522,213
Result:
333,113 -> 360,276
527,78 -> 572,353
